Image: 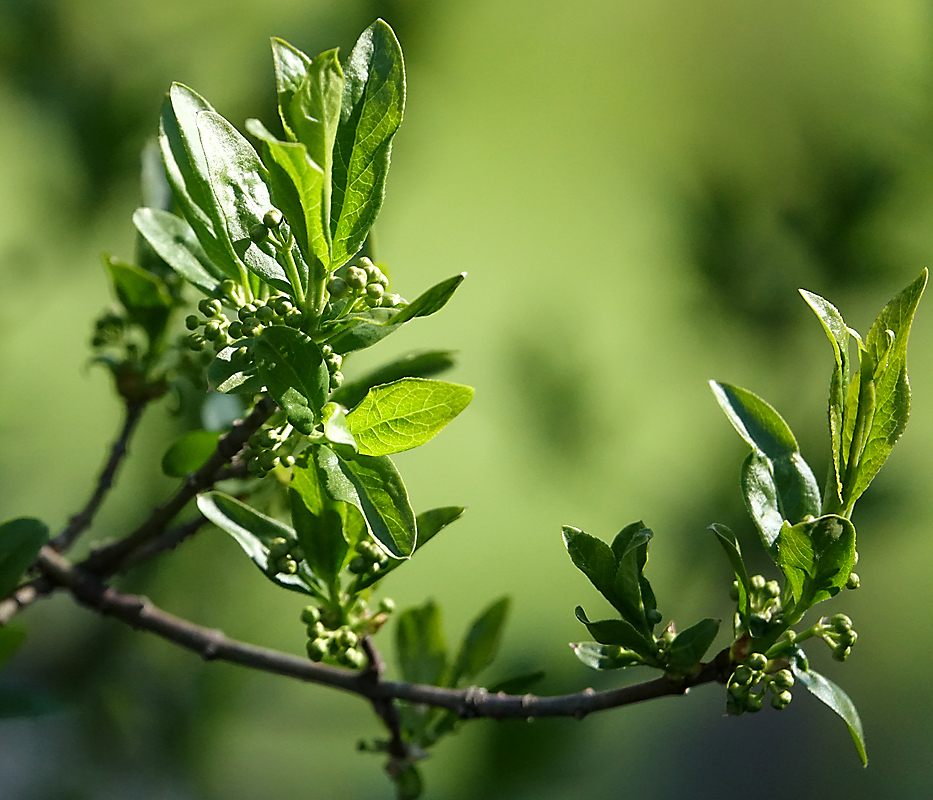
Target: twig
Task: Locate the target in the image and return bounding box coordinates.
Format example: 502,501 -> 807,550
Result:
361,636 -> 410,770
81,397 -> 275,576
119,515 -> 210,569
36,547 -> 732,723
50,400 -> 147,553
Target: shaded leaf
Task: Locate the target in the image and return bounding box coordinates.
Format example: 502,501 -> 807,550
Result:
0,519 -> 48,600
793,663 -> 867,766
708,523 -> 751,622
665,618 -> 720,674
289,488 -> 346,592
396,600 -> 446,686
271,38 -> 312,139
161,430 -> 221,477
574,606 -> 656,660
570,642 -> 645,670
450,597 -> 509,686
207,344 -> 264,395
562,526 -> 617,605
104,256 -> 173,345
133,207 -> 223,292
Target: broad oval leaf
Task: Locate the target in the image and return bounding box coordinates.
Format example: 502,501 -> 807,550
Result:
709,381 -> 799,459
450,597 -> 509,687
288,488 -> 347,592
161,430 -> 221,477
793,664 -> 867,766
741,452 -> 784,553
345,378 -> 473,456
207,344 -> 265,395
0,518 -> 48,600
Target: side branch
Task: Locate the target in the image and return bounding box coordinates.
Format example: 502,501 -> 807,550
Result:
50,399 -> 148,553
37,548 -> 731,722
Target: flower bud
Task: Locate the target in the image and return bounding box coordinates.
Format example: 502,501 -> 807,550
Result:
249,222 -> 268,243
770,690 -> 792,710
256,305 -> 274,323
346,267 -> 367,290
277,454 -> 296,468
378,597 -> 396,614
745,693 -> 763,713
306,639 -> 328,662
300,606 -> 321,625
227,321 -> 244,340
365,283 -> 385,300
306,621 -> 326,639
272,297 -> 293,317
729,580 -> 739,602
330,371 -> 344,389
732,665 -> 753,685
199,298 -> 222,317
338,629 -> 359,649
269,537 -> 290,557
348,556 -> 368,574
185,315 -> 201,331
284,311 -> 303,328
382,293 -> 403,308
750,574 -> 766,592
646,608 -> 662,626
327,277 -> 349,299
263,208 -> 283,228
342,648 -> 367,670
846,572 -> 860,590
281,558 -> 298,575
832,646 -> 851,662
771,669 -> 794,689
764,580 -> 780,598
746,652 -> 768,671
203,321 -> 222,340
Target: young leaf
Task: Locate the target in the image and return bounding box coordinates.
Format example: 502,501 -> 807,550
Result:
104,256 -> 173,345
0,518 -> 48,600
325,307 -> 402,354
207,344 -> 265,395
793,663 -> 867,766
665,618 -> 720,674
289,488 -> 347,592
330,350 -> 456,410
449,597 -> 509,687
196,491 -> 325,597
330,20 -> 406,267
708,523 -> 751,622
570,642 -> 644,670
252,326 -> 329,433
778,515 -> 856,606
846,269 -> 927,507
573,607 -> 656,660
776,521 -> 814,603
562,526 -> 617,604
271,38 -> 312,140
390,273 -> 465,325
132,208 -> 223,293
322,402 -> 357,451
396,600 -> 447,686
344,378 -> 474,456
196,110 -> 291,292
740,452 -> 784,554
161,430 -> 221,477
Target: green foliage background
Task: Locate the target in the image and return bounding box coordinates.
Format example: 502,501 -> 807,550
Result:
2,1 -> 933,797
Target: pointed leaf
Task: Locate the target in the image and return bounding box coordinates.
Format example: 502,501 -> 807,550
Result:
133,208 -> 223,292
390,273 -> 465,325
104,256 -> 173,345
562,526 -> 617,605
271,38 -> 312,139
207,344 -> 265,395
665,618 -> 720,674
708,523 -> 751,622
289,488 -> 347,592
330,350 -> 456,410
325,307 -> 402,354
793,664 -> 867,766
0,519 -> 48,600
741,452 -> 784,554
396,600 -> 447,686
330,20 -> 406,266
344,378 -> 473,456
161,430 -> 221,477
450,597 -> 509,687
573,606 -> 656,660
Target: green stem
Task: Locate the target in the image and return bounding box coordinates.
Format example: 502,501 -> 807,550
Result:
278,237 -> 307,309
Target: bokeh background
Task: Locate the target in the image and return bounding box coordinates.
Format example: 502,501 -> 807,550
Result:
2,0 -> 933,797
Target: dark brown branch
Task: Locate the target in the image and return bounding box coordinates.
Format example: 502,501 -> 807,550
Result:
119,515 -> 210,569
35,548 -> 732,724
81,397 -> 275,576
361,636 -> 410,768
50,399 -> 148,553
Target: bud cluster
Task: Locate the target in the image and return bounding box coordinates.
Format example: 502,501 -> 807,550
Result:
331,257 -> 404,313
348,538 -> 390,577
267,536 -> 304,576
90,311 -> 128,349
241,421 -> 301,477
726,651 -> 794,715
822,613 -> 858,662
300,596 -> 396,669
731,573 -> 782,636
183,292 -> 303,354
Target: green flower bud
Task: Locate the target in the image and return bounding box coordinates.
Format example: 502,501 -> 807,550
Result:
241,320 -> 262,338
327,277 -> 349,299
263,208 -> 283,228
247,459 -> 267,477
341,648 -> 367,670
745,692 -> 763,713
732,665 -> 753,685
272,297 -> 293,317
750,574 -> 766,592
348,555 -> 368,574
227,321 -> 244,340
365,283 -> 385,300
277,454 -> 296,468
783,629 -> 796,644
764,580 -> 780,598
203,321 -> 222,340
258,450 -> 277,471
307,621 -> 326,639
326,352 -> 343,371
646,608 -> 662,626
306,639 -> 328,662
771,669 -> 794,689
831,645 -> 851,662
378,597 -> 396,614
771,690 -> 792,710
185,315 -> 201,331
321,344 -> 333,356
281,558 -> 298,575
330,371 -> 344,389
256,305 -> 274,323
846,572 -> 860,590
346,267 -> 367,290
186,334 -> 206,351
249,222 -> 269,243
300,606 -> 321,625
729,580 -> 739,602
269,537 -> 290,557
840,630 -> 858,647
381,293 -> 403,308
220,279 -> 238,297
338,629 -> 359,649
198,298 -> 222,317
746,652 -> 768,671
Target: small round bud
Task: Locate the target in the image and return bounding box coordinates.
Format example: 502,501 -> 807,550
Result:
750,574 -> 766,592
258,450 -> 277,471
330,371 -> 344,389
729,580 -> 739,602
784,629 -> 797,645
381,293 -> 403,308
277,454 -> 296,468
220,279 -> 238,297
326,352 -> 343,370
256,305 -> 274,323
341,648 -> 367,670
747,652 -> 768,671
771,690 -> 792,710
378,597 -> 396,614
846,572 -> 860,590
247,459 -> 267,477
306,639 -> 328,662
346,267 -> 367,290
365,283 -> 385,300
327,277 -> 349,299
728,681 -> 748,699
306,621 -> 326,639
832,646 -> 851,662
646,608 -> 662,626
338,629 -> 359,649
348,556 -> 368,574
198,298 -> 221,317
764,580 -> 780,598
732,665 -> 753,685
831,614 -> 852,632
745,693 -> 763,713
203,321 -> 222,341
771,669 -> 794,689
300,606 -> 321,625
186,334 -> 206,351
262,208 -> 283,228
281,558 -> 298,575
249,222 -> 269,243
272,297 -> 293,317
269,537 -> 290,557
841,630 -> 858,647
185,315 -> 201,331
227,321 -> 244,340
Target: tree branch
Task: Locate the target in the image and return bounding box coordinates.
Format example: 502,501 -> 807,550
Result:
35,547 -> 732,725
50,399 -> 148,553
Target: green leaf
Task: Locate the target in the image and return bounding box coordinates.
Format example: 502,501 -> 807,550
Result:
312,445 -> 416,558
0,518 -> 48,600
396,600 -> 447,686
450,597 -> 509,687
573,607 -> 656,660
793,664 -> 867,766
161,430 -> 221,477
322,402 -> 357,451
159,84 -> 241,280
570,642 -> 644,670
390,273 -> 465,325
562,526 -> 617,605
344,378 -> 473,456
776,521 -> 814,603
288,488 -> 346,592
846,269 -> 927,507
325,307 -> 402,354
104,256 -> 173,345
665,618 -> 720,674
394,764 -> 423,800
196,491 -> 325,597
778,515 -> 856,606
252,326 -> 329,433
740,452 -> 784,554
196,110 -> 291,291
800,289 -> 851,502
132,208 -> 223,293
207,344 -> 265,395
271,38 -> 312,140
0,625 -> 27,671
609,522 -> 653,633
330,19 -> 406,267
710,381 -> 821,531
351,506 -> 464,592
708,523 -> 751,622
330,350 -> 456,409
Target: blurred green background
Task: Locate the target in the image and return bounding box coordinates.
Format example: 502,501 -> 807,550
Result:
2,0 -> 933,797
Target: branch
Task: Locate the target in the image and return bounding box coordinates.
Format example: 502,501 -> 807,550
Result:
36,548 -> 732,724
50,399 -> 148,553
81,397 -> 275,576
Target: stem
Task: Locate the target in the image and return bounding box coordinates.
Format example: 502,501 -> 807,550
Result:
50,399 -> 147,553
278,237 -> 307,309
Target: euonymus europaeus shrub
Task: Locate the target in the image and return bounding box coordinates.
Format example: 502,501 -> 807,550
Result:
0,18 -> 925,797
